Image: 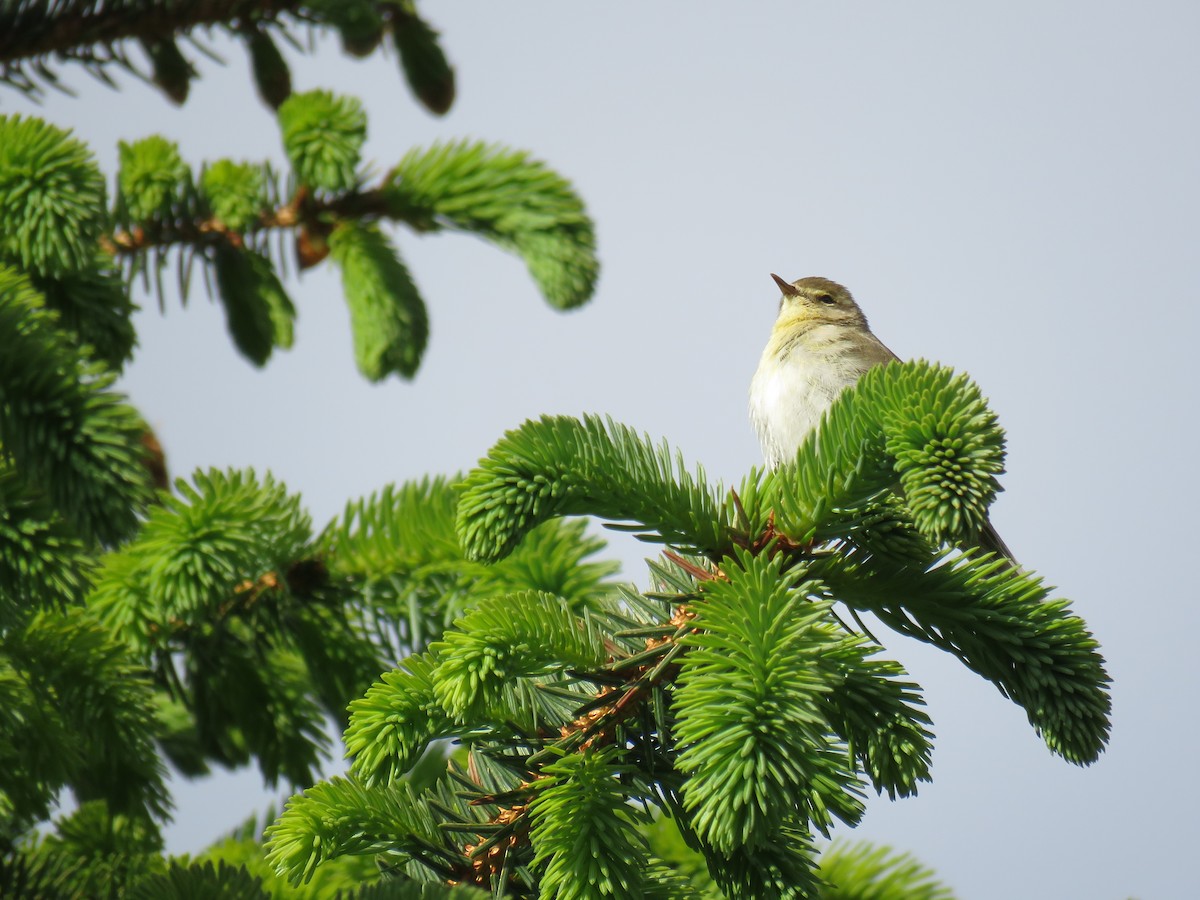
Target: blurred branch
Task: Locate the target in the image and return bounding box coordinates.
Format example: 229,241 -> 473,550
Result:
0,1 -> 455,116
100,183 -> 393,260
0,0 -> 297,69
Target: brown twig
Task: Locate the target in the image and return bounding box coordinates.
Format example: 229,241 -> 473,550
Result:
450,602 -> 699,889
99,184 -> 395,260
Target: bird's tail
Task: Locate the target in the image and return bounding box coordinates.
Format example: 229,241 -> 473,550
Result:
977,517 -> 1017,562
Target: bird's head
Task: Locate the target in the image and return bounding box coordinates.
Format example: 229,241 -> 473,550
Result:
769,274 -> 869,331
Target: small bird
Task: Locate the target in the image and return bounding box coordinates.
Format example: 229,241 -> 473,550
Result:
749,273 -> 1013,560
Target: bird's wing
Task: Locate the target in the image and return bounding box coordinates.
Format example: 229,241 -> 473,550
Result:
868,332 -> 902,365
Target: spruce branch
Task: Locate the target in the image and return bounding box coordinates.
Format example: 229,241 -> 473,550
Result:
384,141 -> 599,310
278,519 -> 1075,897
265,778 -> 442,885
704,824 -> 822,900
287,580 -> 690,892
430,592 -> 607,722
345,882 -> 489,900
753,360 -> 1005,552
313,566 -> 841,895
90,468 -> 311,639
328,220 -> 428,381
111,137 -> 601,329
28,251 -> 137,371
127,860 -> 271,900
672,551 -> 866,852
0,1 -> 297,67
0,1 -> 456,115
346,653 -> 457,788
456,414 -> 731,564
817,840 -> 958,900
0,465 -> 96,628
103,175 -> 373,257
527,748 -> 652,900
819,653 -> 933,800
320,477 -> 619,648
0,265 -> 152,547
0,848 -> 94,900
0,114 -> 107,279
295,511 -> 960,892
86,468 -> 384,787
87,126 -> 598,375
11,800 -> 168,897
821,547 -> 1111,765
1,610 -> 170,829
334,483 -> 625,785
322,478 -> 465,579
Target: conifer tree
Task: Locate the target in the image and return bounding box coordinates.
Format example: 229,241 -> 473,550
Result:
266,371 -> 1110,898
0,2 -> 1109,897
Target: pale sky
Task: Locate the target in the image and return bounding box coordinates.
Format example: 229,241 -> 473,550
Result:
10,3 -> 1199,897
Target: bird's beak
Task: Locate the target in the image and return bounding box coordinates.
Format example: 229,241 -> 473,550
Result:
771,273 -> 800,297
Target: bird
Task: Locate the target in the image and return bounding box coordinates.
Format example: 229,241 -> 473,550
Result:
749,273 -> 1014,560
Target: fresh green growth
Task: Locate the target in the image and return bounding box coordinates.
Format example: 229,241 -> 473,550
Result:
456,413 -> 729,562
385,141 -> 599,310
329,221 -> 427,381
278,91 -> 367,194
0,115 -> 106,278
118,136 -> 190,222
672,553 -> 870,852
202,160 -> 265,232
265,361 -> 1110,898
156,97 -> 592,377
528,748 -> 653,899
0,86 -> 598,379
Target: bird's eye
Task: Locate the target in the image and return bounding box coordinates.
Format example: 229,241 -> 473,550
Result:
815,293 -> 836,305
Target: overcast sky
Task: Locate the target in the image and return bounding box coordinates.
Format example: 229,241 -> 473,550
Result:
10,2 -> 1199,897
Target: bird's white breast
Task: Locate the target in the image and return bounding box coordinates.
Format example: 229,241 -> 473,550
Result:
748,325 -> 879,469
